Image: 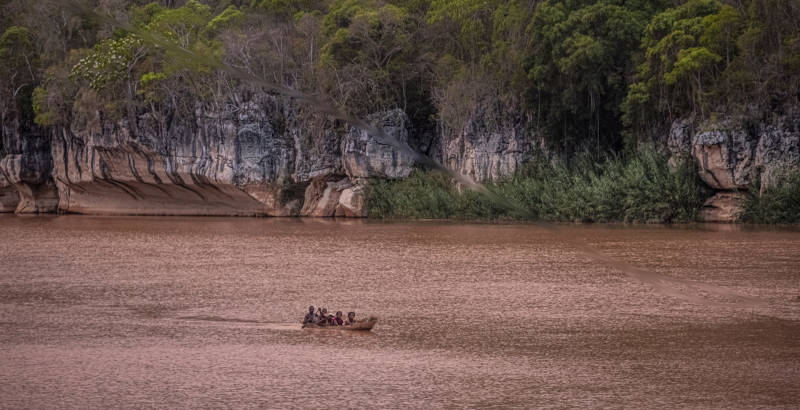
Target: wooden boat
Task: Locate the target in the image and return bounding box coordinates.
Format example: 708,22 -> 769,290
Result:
302,317 -> 378,331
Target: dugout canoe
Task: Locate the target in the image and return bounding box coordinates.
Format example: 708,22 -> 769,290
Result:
302,317 -> 377,331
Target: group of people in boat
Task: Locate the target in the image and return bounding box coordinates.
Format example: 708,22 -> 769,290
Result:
302,305 -> 357,327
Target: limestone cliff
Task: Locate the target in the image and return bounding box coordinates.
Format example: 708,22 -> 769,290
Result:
0,114 -> 58,213
0,86 -> 431,216
1,84 -> 536,217
440,99 -> 536,182
2,89 -> 797,220
46,94 -> 403,217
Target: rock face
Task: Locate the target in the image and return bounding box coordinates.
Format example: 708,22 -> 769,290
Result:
0,118 -> 59,213
342,110 -> 416,180
441,101 -> 535,182
336,185 -> 365,217
669,112 -> 800,191
755,115 -> 800,188
0,94 -> 418,217
3,84 -> 797,221
668,110 -> 800,221
51,95 -> 306,216
692,128 -> 756,190
700,191 -> 746,222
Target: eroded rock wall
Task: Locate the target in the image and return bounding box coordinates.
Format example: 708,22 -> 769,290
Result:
668,109 -> 800,221
4,85 -> 798,221
40,94 -> 415,217
440,100 -> 536,182
0,116 -> 58,213
342,110 -> 416,181
52,96 -> 299,216
0,73 -> 547,218
52,95 -> 324,216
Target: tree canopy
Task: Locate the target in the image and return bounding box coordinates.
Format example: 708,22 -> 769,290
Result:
0,0 -> 797,153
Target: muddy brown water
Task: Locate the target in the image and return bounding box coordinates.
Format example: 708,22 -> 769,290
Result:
1,215 -> 798,408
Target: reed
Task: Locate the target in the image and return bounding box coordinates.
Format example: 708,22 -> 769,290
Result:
741,169 -> 800,224
366,147 -> 710,223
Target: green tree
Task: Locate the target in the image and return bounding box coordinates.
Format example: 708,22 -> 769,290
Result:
0,26 -> 38,126
721,0 -> 800,112
253,0 -> 323,18
622,0 -> 747,140
70,36 -> 147,92
320,0 -> 423,116
67,1 -> 249,132
525,0 -> 668,153
32,50 -> 84,127
0,26 -> 36,82
70,35 -> 147,133
204,5 -> 245,37
427,0 -> 500,61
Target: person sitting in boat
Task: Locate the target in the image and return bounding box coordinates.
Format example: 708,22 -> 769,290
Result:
303,305 -> 317,325
345,311 -> 356,325
333,311 -> 344,326
316,308 -> 329,326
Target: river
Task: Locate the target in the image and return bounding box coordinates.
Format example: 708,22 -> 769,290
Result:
1,215 -> 798,408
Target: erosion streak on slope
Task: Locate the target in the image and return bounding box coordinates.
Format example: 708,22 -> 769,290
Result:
65,1 -> 769,310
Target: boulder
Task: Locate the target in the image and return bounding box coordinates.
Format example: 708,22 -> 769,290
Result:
336,185 -> 366,217
0,185 -> 19,212
301,177 -> 351,217
700,191 -> 745,222
12,180 -> 59,213
691,127 -> 756,190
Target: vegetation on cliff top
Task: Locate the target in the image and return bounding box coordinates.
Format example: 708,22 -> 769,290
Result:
1,0 -> 798,151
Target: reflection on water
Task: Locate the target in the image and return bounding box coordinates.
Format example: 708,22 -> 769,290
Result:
1,215 -> 799,408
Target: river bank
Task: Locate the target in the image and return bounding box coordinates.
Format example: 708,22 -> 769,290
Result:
369,148 -> 800,224
4,145 -> 798,224
3,112 -> 798,222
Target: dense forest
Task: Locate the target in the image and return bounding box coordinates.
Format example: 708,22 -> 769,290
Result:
3,0 -> 799,150
1,0 -> 799,221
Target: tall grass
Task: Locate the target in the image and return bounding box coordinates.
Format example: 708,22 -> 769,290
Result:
741,169 -> 800,224
366,171 -> 507,219
366,147 -> 711,223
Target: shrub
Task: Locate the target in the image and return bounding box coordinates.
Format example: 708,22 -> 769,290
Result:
365,146 -> 710,223
741,169 -> 800,224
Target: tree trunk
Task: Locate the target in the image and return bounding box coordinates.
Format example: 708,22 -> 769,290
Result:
126,80 -> 137,139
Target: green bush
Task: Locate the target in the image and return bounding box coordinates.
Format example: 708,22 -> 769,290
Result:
366,170 -> 508,220
366,147 -> 710,223
741,169 -> 800,224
